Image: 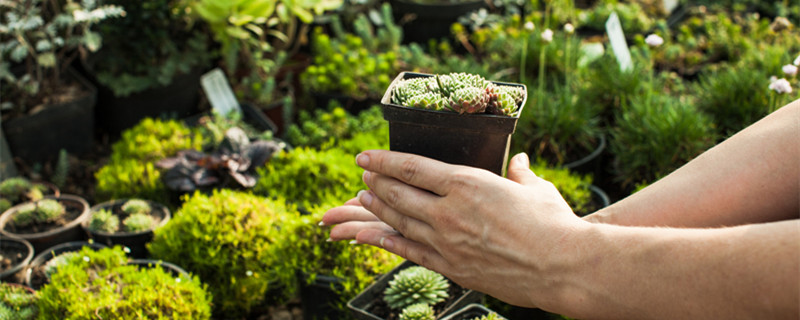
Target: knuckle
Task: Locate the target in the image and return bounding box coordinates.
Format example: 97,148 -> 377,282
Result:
399,157 -> 421,183
395,214 -> 410,236
386,185 -> 403,208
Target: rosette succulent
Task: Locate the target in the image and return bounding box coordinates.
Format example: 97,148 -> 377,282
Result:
12,199 -> 65,227
391,73 -> 525,116
383,266 -> 450,310
399,303 -> 436,320
88,209 -> 120,233
121,199 -> 151,215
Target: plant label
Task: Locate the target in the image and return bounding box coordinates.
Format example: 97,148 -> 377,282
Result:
201,68 -> 240,116
662,0 -> 679,14
605,12 -> 633,72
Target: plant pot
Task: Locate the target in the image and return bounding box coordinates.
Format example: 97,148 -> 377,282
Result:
82,199 -> 171,259
389,0 -> 487,45
2,68 -> 96,163
439,303 -> 507,320
0,194 -> 91,255
347,260 -> 484,320
24,241 -> 106,290
92,66 -> 205,137
0,235 -> 34,283
380,72 -> 527,176
564,133 -> 606,175
298,271 -> 348,320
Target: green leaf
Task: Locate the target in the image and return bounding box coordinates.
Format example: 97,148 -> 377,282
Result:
240,0 -> 275,19
84,31 -> 102,52
225,26 -> 251,39
10,44 -> 28,62
37,52 -> 56,67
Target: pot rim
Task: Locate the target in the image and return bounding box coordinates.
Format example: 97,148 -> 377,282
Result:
0,194 -> 91,240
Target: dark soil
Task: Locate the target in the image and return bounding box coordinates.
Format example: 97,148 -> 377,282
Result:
3,199 -> 84,235
0,245 -> 27,272
365,280 -> 473,320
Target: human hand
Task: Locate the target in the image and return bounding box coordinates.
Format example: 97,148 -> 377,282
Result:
322,150 -> 590,308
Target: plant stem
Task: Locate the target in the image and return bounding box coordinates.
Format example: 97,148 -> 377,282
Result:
521,33 -> 528,83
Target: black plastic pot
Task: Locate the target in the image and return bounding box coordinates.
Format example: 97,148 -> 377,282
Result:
2,68 -> 96,163
24,241 -> 106,290
390,0 -> 487,45
347,260 -> 484,320
299,272 -> 347,320
439,304 -> 507,320
82,199 -> 171,259
92,66 -> 205,137
0,194 -> 92,255
0,235 -> 34,283
381,72 -> 527,176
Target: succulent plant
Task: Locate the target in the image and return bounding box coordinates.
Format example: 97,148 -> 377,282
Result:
88,209 -> 120,233
122,213 -> 155,232
0,198 -> 10,213
383,266 -> 450,310
121,199 -> 151,215
399,303 -> 436,320
391,73 -> 524,116
12,199 -> 65,227
12,204 -> 37,227
471,312 -> 503,320
0,178 -> 44,204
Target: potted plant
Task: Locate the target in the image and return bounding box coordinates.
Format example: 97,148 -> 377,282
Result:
148,189 -> 301,318
0,177 -> 59,213
0,235 -> 34,283
85,0 -> 213,135
0,0 -> 124,163
274,208 -> 403,320
23,241 -> 106,290
0,195 -> 91,254
381,71 -> 527,176
439,304 -> 506,320
0,282 -> 38,319
348,260 -> 483,320
82,199 -> 171,259
36,246 -> 211,319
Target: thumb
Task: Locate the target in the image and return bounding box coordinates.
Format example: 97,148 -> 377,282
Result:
507,153 -> 540,186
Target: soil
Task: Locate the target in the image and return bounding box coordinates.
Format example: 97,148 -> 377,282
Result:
0,245 -> 27,272
365,280 -> 472,320
3,199 -> 84,235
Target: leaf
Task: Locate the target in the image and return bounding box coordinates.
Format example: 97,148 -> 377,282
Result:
10,44 -> 27,62
84,31 -> 102,52
241,0 -> 275,19
225,26 -> 251,39
35,39 -> 52,52
37,52 -> 56,67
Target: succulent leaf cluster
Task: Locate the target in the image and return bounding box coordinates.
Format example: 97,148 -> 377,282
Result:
0,177 -> 45,205
471,312 -> 503,320
88,209 -> 120,233
399,303 -> 436,320
383,266 -> 450,310
121,199 -> 151,215
12,199 -> 65,227
122,213 -> 155,232
391,73 -> 525,116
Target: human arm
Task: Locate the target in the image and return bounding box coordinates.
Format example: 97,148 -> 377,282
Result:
323,151 -> 799,319
583,98 -> 800,227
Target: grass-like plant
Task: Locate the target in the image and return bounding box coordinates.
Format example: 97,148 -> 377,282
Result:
37,246 -> 211,319
148,190 -> 300,318
383,266 -> 450,310
0,282 -> 37,319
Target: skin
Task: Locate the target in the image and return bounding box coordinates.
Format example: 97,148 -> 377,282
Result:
322,99 -> 800,319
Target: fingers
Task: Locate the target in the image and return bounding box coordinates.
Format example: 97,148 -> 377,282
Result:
357,189 -> 435,244
321,203 -> 378,226
354,228 -> 448,272
506,153 -> 541,186
328,221 -> 394,240
356,150 -> 453,196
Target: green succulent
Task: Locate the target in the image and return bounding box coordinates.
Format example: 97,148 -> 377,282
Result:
122,213 -> 155,232
449,87 -> 489,114
120,199 -> 151,215
0,178 -> 44,204
472,312 -> 503,320
399,303 -> 436,320
406,92 -> 451,111
12,203 -> 37,227
0,282 -> 38,320
88,209 -> 120,233
392,73 -> 524,116
0,198 -> 11,213
35,199 -> 64,222
383,266 -> 450,310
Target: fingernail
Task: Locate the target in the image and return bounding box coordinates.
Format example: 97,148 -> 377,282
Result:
357,190 -> 373,206
349,240 -> 359,245
381,237 -> 394,250
515,152 -> 530,167
326,238 -> 333,242
356,153 -> 370,168
318,221 -> 326,227
362,171 -> 371,183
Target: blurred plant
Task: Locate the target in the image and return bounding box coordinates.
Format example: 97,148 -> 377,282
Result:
38,246 -> 211,319
255,147 -> 364,208
577,1 -> 656,36
399,303 -> 436,320
0,177 -> 47,207
52,149 -> 70,189
0,282 -> 37,319
156,127 -> 284,192
530,159 -> 594,216
11,199 -> 65,228
0,0 -> 125,116
610,93 -> 716,188
149,190 -> 300,318
92,0 -> 211,96
287,104 -> 387,150
122,212 -> 155,232
87,208 -> 119,233
95,118 -> 203,203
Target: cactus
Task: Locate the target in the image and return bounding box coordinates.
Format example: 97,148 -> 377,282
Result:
35,199 -> 65,222
399,303 -> 436,320
123,212 -> 155,232
391,73 -> 524,116
88,209 -> 120,233
121,199 -> 151,215
383,266 -> 450,310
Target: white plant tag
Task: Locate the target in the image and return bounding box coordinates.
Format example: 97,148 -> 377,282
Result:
662,0 -> 679,14
201,68 -> 240,116
605,12 -> 633,72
